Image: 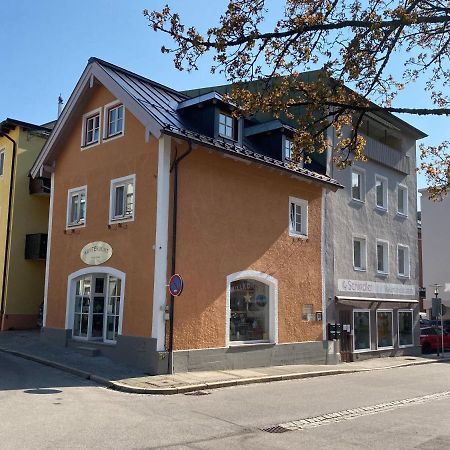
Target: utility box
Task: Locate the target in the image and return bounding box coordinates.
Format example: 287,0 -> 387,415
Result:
25,233 -> 48,260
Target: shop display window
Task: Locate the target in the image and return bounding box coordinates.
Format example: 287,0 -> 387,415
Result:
230,279 -> 269,342
354,310 -> 370,351
398,310 -> 413,346
377,310 -> 393,348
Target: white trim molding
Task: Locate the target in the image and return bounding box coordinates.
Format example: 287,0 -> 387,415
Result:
225,270 -> 279,347
103,100 -> 125,142
288,196 -> 308,238
151,135 -> 172,351
43,172 -> 55,327
81,107 -> 102,149
396,183 -> 408,217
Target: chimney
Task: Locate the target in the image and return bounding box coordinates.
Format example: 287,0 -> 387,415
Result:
57,95 -> 64,117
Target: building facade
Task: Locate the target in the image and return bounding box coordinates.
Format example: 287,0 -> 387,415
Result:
420,191 -> 450,319
0,119 -> 51,330
324,116 -> 426,360
31,58 -> 341,373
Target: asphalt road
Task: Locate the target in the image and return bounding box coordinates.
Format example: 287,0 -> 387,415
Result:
1,351 -> 450,449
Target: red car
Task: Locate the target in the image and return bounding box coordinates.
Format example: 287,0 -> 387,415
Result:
420,327 -> 450,353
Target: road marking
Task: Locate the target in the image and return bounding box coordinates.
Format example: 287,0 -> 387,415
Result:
262,390 -> 450,432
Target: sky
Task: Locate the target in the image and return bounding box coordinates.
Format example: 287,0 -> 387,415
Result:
1,0 -> 448,194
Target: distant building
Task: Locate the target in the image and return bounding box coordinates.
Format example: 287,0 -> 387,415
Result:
0,119 -> 51,330
420,191 -> 450,319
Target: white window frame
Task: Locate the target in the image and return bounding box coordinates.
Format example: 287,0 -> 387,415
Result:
351,167 -> 365,203
376,239 -> 389,275
81,107 -> 102,149
353,309 -> 371,353
397,183 -> 408,216
375,174 -> 388,211
352,235 -> 367,272
288,196 -> 308,238
225,270 -> 278,347
376,309 -> 394,350
103,101 -> 125,141
66,186 -> 87,229
109,175 -> 136,224
218,112 -> 235,140
0,149 -> 5,177
398,309 -> 414,348
397,244 -> 410,278
284,137 -> 293,161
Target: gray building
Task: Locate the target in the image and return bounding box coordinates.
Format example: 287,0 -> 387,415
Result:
324,113 -> 426,361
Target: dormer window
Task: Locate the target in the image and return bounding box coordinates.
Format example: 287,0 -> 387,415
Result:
219,113 -> 235,140
284,138 -> 293,160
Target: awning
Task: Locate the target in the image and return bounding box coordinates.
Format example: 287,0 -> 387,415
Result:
335,296 -> 418,304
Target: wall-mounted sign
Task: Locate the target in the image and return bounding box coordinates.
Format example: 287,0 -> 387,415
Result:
80,241 -> 113,266
168,274 -> 184,297
337,279 -> 416,296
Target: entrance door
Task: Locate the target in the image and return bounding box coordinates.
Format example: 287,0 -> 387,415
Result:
72,274 -> 121,342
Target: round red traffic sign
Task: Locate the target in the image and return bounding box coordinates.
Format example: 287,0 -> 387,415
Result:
169,274 -> 184,297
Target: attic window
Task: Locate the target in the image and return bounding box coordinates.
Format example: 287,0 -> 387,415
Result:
219,113 -> 236,140
284,138 -> 293,160
82,108 -> 101,148
105,103 -> 124,139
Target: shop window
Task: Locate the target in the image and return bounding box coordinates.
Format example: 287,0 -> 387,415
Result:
398,310 -> 413,347
377,310 -> 393,348
110,175 -> 135,223
81,108 -> 101,147
353,310 -> 371,351
351,168 -> 365,202
397,244 -> 410,278
105,103 -> 124,139
72,273 -> 123,343
67,186 -> 87,228
375,175 -> 388,210
353,237 -> 367,271
397,184 -> 408,216
376,240 -> 389,274
302,304 -> 314,321
289,196 -> 308,237
229,279 -> 269,343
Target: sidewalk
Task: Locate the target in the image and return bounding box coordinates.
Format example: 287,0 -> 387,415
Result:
1,330 -> 448,395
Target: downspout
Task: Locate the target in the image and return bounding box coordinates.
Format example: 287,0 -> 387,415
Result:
0,131 -> 17,330
168,140 -> 193,374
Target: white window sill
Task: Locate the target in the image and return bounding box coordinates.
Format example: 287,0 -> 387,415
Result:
66,223 -> 86,230
399,344 -> 414,349
353,267 -> 367,272
109,216 -> 134,225
81,141 -> 101,150
377,346 -> 394,350
350,198 -> 365,205
353,348 -> 372,353
397,274 -> 410,280
228,340 -> 273,347
396,212 -> 408,218
103,132 -> 124,143
376,271 -> 389,277
289,232 -> 308,239
375,206 -> 388,213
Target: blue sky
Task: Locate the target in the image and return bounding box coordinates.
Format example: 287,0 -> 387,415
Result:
1,0 -> 447,192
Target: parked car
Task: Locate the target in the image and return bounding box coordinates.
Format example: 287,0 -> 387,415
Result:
420,327 -> 450,353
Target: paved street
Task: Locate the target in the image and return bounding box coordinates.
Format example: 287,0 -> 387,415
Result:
1,352 -> 450,449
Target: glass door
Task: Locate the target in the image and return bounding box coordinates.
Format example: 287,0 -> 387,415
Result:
73,276 -> 91,338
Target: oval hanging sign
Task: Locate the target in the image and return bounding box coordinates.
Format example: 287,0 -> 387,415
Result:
80,241 -> 113,266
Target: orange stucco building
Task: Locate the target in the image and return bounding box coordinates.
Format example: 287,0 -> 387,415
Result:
31,58 -> 341,373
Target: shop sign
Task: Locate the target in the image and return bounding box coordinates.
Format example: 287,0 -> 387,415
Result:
80,241 -> 113,266
337,279 -> 416,296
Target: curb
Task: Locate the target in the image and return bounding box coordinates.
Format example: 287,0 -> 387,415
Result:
1,346 -> 449,395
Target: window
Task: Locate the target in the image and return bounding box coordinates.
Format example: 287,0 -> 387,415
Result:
354,310 -> 371,351
82,109 -> 101,146
229,279 -> 269,342
375,175 -> 388,210
397,184 -> 408,216
284,138 -> 293,160
302,304 -> 314,321
67,186 -> 87,228
398,310 -> 413,347
351,168 -> 365,202
289,197 -> 308,237
218,113 -> 235,140
353,237 -> 367,271
0,150 -> 4,176
105,103 -> 124,138
377,310 -> 393,348
376,240 -> 389,274
110,175 -> 135,222
397,244 -> 410,278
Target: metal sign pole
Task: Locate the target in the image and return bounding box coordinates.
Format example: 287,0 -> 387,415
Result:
441,303 -> 444,358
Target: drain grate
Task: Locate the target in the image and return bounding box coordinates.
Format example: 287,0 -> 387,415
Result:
261,425 -> 291,434
184,390 -> 211,396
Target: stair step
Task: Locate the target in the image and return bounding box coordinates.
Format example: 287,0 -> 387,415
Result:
75,346 -> 101,357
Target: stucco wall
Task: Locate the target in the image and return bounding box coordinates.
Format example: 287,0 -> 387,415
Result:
171,143 -> 324,350
46,83 -> 158,337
